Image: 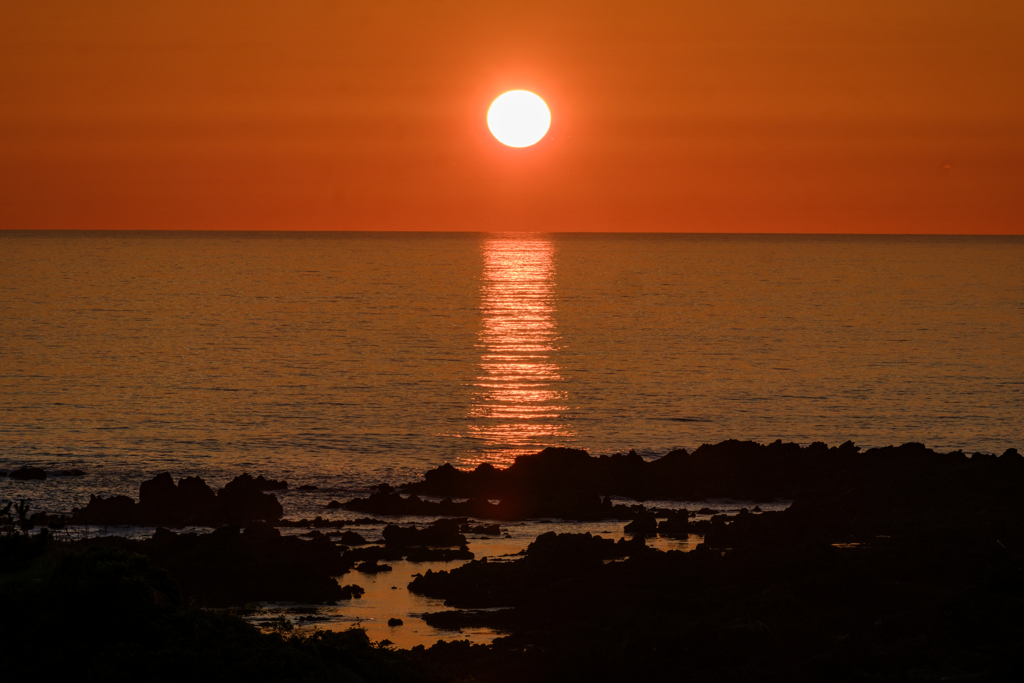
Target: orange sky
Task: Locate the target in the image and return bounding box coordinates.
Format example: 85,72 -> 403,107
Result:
1,1 -> 1022,233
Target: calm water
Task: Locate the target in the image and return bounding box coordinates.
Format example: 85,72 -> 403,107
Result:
1,231 -> 1022,512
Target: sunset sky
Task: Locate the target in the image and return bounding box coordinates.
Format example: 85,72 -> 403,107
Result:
1,1 -> 1021,233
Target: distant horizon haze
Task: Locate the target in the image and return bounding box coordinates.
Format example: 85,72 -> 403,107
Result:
2,1 -> 1022,234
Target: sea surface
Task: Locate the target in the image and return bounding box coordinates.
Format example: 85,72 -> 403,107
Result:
2,231 -> 1022,511
2,230 -> 1021,644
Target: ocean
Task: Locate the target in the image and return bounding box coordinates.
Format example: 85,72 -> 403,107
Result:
3,230 -> 1022,645
2,231 -> 1022,514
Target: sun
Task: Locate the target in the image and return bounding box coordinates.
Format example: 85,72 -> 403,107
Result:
487,91 -> 551,148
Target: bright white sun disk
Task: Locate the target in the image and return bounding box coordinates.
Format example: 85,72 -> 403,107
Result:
487,91 -> 551,147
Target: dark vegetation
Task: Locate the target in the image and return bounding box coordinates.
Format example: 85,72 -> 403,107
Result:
3,440 -> 1023,681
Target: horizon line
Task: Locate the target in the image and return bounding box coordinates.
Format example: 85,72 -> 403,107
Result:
2,229 -> 1022,238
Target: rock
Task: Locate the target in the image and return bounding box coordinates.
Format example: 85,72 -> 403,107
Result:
339,584 -> 365,600
122,472 -> 219,526
409,532 -> 647,606
74,494 -> 138,525
57,469 -> 86,477
421,609 -> 517,630
657,509 -> 691,537
254,475 -> 288,491
341,488 -> 634,522
70,472 -> 283,527
396,439 -> 993,509
325,500 -> 343,509
624,511 -> 658,535
344,545 -> 404,564
338,531 -> 367,546
8,467 -> 46,481
217,474 -> 284,524
461,523 -> 501,535
175,475 -> 219,522
387,618 -> 404,627
382,519 -> 466,547
404,545 -> 474,562
297,484 -> 319,491
101,523 -> 352,606
356,560 -> 393,574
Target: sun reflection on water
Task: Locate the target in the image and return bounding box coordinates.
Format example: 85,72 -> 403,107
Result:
462,235 -> 574,467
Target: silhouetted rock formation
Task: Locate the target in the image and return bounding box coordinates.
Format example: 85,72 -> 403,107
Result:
1,546 -> 418,681
276,516 -> 385,528
656,509 -> 690,537
382,519 -> 466,547
8,466 -> 47,480
623,510 -> 657,535
253,474 -> 289,490
699,441 -> 1024,550
410,532 -> 648,608
83,521 -> 350,606
342,488 -> 636,521
56,468 -> 86,476
400,443 -> 1024,683
404,546 -> 474,562
356,560 -> 393,574
8,439 -> 1024,682
337,530 -> 367,546
71,472 -> 284,527
341,520 -> 476,564
376,441 -> 1024,523
339,584 -> 364,599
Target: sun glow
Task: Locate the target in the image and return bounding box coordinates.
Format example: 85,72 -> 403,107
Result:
487,91 -> 551,147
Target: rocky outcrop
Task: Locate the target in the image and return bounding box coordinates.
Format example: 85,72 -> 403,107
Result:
80,521 -> 351,606
410,532 -> 648,608
342,488 -> 636,521
382,519 -> 466,547
400,440 -> 1024,505
8,467 -> 47,481
71,472 -> 284,527
401,443 -> 1024,683
656,509 -> 690,537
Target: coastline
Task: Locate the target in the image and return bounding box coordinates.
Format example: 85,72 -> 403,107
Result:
3,439 -> 1023,681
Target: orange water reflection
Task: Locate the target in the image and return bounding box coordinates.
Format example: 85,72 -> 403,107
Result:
463,235 -> 573,467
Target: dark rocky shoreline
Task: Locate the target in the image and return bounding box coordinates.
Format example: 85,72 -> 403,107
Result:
3,439 -> 1023,681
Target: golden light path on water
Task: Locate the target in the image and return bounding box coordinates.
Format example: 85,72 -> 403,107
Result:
463,235 -> 574,467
